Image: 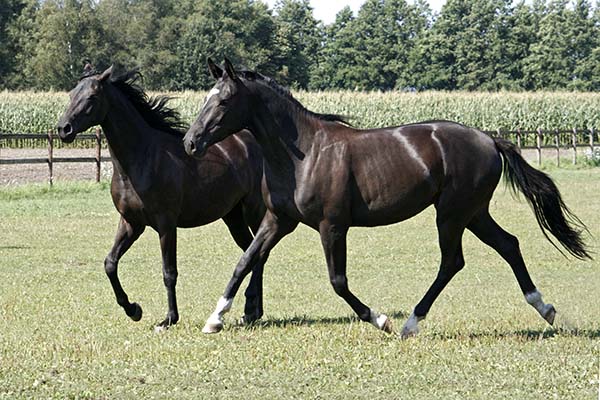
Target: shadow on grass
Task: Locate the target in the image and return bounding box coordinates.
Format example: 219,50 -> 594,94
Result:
0,245 -> 31,249
237,310 -> 410,330
234,312 -> 600,340
428,327 -> 600,341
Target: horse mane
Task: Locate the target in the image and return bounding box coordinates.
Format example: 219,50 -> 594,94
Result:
107,70 -> 186,137
237,70 -> 352,126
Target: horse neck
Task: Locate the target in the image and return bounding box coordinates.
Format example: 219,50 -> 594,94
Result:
246,83 -> 319,170
100,85 -> 160,173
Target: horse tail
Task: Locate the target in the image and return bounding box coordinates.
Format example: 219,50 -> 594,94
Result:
494,138 -> 591,260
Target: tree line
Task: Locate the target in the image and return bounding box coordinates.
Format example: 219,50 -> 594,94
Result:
1,0 -> 599,92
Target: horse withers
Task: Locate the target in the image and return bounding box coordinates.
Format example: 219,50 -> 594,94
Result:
57,65 -> 266,331
183,59 -> 590,337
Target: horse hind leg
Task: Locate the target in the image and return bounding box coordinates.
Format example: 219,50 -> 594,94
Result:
401,215 -> 467,338
467,208 -> 556,325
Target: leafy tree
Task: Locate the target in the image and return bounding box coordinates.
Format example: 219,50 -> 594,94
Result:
95,0 -> 182,89
314,0 -> 429,91
411,0 -> 515,91
500,1 -> 539,90
174,0 -> 277,90
0,0 -> 28,88
272,0 -> 322,89
310,6 -> 360,90
523,0 -> 573,90
22,0 -> 105,90
567,0 -> 595,90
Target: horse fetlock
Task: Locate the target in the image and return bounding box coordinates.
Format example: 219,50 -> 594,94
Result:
154,314 -> 178,333
239,311 -> 262,325
525,289 -> 555,324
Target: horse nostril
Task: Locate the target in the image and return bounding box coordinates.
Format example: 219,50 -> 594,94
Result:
184,139 -> 196,155
58,123 -> 73,137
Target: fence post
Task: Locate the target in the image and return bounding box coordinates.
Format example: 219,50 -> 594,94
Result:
571,128 -> 577,165
554,129 -> 560,167
591,128 -> 595,157
95,127 -> 101,183
536,128 -> 542,166
516,128 -> 521,150
47,129 -> 54,186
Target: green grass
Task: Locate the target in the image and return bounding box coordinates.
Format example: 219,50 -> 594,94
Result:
1,172 -> 599,399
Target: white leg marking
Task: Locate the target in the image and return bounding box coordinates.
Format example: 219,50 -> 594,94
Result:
401,312 -> 423,339
525,289 -> 556,325
369,310 -> 391,332
202,296 -> 233,334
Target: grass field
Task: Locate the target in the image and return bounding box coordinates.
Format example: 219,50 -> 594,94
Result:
1,170 -> 599,399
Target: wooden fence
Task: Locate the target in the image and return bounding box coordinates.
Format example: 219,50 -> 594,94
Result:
0,127 -> 110,185
0,127 -> 598,185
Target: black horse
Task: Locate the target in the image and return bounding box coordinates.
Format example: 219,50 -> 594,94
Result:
183,59 -> 590,337
57,66 -> 266,331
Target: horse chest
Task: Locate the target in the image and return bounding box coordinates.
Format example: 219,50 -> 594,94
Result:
111,176 -> 172,226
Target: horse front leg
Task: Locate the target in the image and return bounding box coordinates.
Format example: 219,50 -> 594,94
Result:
319,221 -> 393,334
203,211 -> 297,333
155,227 -> 179,332
222,204 -> 264,324
104,217 -> 145,321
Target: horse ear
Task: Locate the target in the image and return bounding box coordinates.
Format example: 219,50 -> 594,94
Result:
207,58 -> 223,79
98,65 -> 113,82
83,61 -> 94,75
223,57 -> 238,80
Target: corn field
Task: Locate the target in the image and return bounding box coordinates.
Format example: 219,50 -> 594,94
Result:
2,90 -> 600,136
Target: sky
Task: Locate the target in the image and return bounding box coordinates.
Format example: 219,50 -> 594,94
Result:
265,1 -> 447,24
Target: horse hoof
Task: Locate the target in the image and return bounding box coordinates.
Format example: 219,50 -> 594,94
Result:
400,313 -> 420,339
154,324 -> 168,334
381,316 -> 394,334
202,322 -> 223,334
129,303 -> 143,322
543,304 -> 556,326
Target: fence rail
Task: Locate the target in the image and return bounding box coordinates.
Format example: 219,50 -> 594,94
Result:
1,127 -> 598,185
0,128 -> 109,185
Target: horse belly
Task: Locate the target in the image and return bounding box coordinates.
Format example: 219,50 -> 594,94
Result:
351,179 -> 437,226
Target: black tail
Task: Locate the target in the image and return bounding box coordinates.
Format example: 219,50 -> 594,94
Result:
494,138 -> 591,260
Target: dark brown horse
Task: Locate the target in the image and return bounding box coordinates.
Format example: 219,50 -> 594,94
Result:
183,59 -> 590,337
57,66 -> 266,331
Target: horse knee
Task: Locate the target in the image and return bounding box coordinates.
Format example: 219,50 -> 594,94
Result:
163,270 -> 178,287
104,257 -> 117,276
330,275 -> 348,296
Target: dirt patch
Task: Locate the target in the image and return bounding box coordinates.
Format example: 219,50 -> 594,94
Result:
1,148 -> 113,186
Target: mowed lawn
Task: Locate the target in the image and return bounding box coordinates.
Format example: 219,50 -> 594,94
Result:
1,169 -> 599,399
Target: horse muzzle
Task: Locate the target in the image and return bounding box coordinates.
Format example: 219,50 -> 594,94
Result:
56,122 -> 77,143
183,136 -> 208,158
